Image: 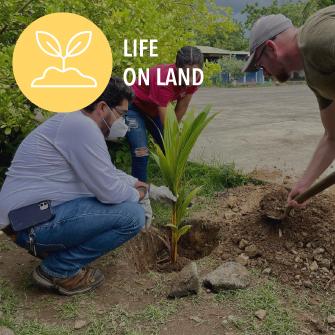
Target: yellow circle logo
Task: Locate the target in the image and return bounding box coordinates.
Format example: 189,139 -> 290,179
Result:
12,13 -> 113,113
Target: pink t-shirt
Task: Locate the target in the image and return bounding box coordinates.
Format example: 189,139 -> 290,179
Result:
132,64 -> 198,118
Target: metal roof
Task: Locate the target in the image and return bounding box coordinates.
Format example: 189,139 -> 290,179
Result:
196,45 -> 249,56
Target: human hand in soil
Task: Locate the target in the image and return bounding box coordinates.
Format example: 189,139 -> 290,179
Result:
148,185 -> 177,204
287,182 -> 309,208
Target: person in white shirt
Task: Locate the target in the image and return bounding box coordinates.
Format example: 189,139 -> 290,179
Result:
0,77 -> 175,296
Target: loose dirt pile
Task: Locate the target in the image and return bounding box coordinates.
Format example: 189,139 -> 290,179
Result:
125,183 -> 335,290
259,187 -> 288,218
207,184 -> 335,290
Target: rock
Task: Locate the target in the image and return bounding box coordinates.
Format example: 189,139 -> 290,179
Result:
235,253 -> 249,266
306,242 -> 312,248
303,280 -> 313,289
255,309 -> 267,320
262,268 -> 272,275
0,327 -> 15,335
295,256 -> 302,263
244,244 -> 261,258
168,262 -> 199,298
309,318 -> 326,334
239,239 -> 249,249
319,258 -> 331,269
313,247 -> 325,255
327,315 -> 335,325
203,261 -> 250,292
74,320 -> 87,330
189,316 -> 203,323
310,261 -> 319,272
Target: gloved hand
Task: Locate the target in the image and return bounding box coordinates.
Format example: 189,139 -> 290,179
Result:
149,184 -> 177,204
139,194 -> 153,230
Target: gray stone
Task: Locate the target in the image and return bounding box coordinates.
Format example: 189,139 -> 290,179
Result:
319,258 -> 331,269
168,262 -> 199,298
262,268 -> 272,275
310,261 -> 319,272
244,244 -> 261,258
235,253 -> 249,266
239,239 -> 249,250
74,320 -> 87,330
255,309 -> 267,320
189,316 -> 203,323
203,261 -> 250,292
0,327 -> 15,335
313,247 -> 325,255
327,315 -> 335,325
303,280 -> 313,289
309,318 -> 326,334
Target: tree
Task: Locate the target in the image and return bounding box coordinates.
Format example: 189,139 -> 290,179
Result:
243,0 -> 335,31
218,56 -> 245,82
0,0 -> 236,182
302,0 -> 335,20
243,0 -> 306,29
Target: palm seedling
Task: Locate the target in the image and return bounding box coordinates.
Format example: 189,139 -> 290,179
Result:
152,105 -> 217,263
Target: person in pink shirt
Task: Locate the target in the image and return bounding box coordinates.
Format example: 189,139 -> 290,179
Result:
126,46 -> 204,182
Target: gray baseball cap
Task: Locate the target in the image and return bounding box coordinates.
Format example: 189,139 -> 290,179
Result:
242,14 -> 293,72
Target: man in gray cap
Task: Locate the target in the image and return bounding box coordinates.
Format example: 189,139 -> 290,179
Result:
243,6 -> 335,207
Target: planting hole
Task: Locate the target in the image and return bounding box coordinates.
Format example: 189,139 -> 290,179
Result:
178,219 -> 220,260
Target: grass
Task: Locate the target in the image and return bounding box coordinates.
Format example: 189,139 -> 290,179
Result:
84,300 -> 178,335
0,279 -> 71,335
109,140 -> 260,197
215,279 -> 298,335
56,298 -> 80,320
0,275 -> 178,335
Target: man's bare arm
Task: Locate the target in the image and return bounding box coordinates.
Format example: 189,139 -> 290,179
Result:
288,101 -> 335,203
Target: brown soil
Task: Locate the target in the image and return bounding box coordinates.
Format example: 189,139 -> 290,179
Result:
259,186 -> 288,218
108,182 -> 335,290
1,179 -> 335,334
203,184 -> 335,290
122,221 -> 220,273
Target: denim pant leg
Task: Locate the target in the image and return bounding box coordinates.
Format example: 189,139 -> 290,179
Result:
15,197 -> 145,278
144,115 -> 164,152
125,106 -> 149,182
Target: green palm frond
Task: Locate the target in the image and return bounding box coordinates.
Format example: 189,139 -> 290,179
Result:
151,104 -> 217,263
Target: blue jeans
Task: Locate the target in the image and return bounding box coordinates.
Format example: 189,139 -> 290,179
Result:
15,197 -> 145,278
125,104 -> 164,182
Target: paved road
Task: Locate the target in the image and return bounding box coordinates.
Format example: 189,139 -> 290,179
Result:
190,85 -> 333,178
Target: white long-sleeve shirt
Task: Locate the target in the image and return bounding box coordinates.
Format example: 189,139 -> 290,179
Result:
0,111 -> 139,229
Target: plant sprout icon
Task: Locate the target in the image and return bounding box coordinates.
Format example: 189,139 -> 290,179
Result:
31,31 -> 97,88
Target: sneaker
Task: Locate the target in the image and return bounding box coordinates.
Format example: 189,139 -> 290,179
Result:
33,266 -> 105,296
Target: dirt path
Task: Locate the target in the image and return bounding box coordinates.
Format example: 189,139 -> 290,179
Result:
190,85 -> 335,181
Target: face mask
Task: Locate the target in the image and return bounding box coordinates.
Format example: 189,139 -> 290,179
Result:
103,115 -> 128,140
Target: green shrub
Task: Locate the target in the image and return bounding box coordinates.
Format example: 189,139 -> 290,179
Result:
202,60 -> 222,87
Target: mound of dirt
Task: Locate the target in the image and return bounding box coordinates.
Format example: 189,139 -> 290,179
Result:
207,184 -> 335,290
259,187 -> 288,218
121,182 -> 335,290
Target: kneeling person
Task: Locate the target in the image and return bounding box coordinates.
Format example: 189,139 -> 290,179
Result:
0,77 -> 174,296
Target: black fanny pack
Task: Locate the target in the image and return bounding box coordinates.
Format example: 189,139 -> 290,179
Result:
8,200 -> 55,232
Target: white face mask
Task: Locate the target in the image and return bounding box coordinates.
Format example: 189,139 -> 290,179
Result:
103,113 -> 128,140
